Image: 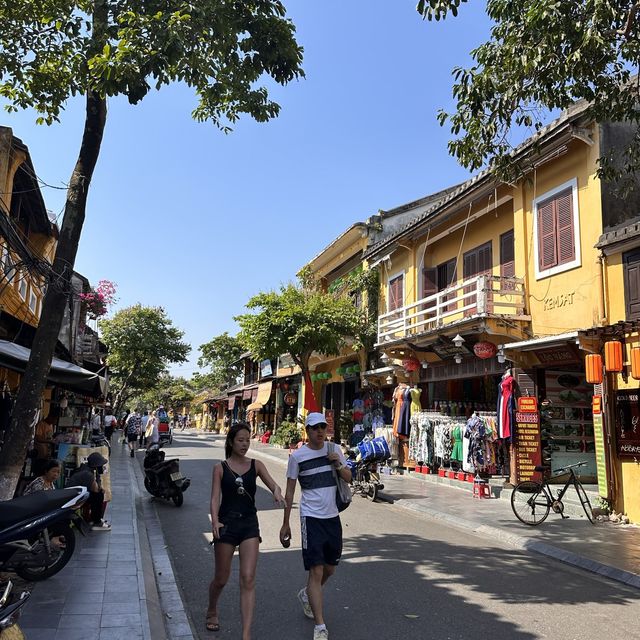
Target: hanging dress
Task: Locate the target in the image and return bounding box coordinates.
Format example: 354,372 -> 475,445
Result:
397,386 -> 412,436
410,387 -> 422,415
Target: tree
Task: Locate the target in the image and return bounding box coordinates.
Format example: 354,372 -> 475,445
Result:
129,373 -> 195,415
417,0 -> 640,182
197,332 -> 245,389
0,1 -> 303,498
99,305 -> 190,415
235,279 -> 364,391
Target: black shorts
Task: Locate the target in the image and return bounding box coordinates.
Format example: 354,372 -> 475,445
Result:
301,515 -> 342,570
127,434 -> 138,442
215,512 -> 261,547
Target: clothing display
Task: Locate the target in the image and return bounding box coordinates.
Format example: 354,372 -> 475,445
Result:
497,369 -> 516,440
410,387 -> 422,414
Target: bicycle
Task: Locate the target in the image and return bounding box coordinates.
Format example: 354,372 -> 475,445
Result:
510,461 -> 595,526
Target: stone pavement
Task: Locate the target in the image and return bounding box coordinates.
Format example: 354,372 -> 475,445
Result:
247,437 -> 640,590
19,437 -> 194,640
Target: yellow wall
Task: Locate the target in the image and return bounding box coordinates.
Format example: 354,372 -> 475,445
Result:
516,135 -> 604,334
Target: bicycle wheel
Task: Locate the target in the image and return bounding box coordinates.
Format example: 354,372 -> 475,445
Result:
511,481 -> 550,526
575,481 -> 595,524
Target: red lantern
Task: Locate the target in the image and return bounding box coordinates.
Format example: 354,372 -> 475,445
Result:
585,354 -> 603,384
631,347 -> 640,380
473,341 -> 497,359
402,356 -> 420,372
604,340 -> 623,372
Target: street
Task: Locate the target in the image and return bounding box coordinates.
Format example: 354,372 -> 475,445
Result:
143,432 -> 640,640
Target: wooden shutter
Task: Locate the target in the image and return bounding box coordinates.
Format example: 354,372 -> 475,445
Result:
500,230 -> 515,291
624,249 -> 640,320
422,268 -> 437,319
556,189 -> 575,264
438,259 -> 457,312
538,198 -> 557,271
388,275 -> 403,312
463,250 -> 478,315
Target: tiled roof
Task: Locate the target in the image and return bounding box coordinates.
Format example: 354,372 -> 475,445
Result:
364,98 -> 592,259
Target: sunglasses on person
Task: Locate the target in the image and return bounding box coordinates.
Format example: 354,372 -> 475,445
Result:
307,423 -> 327,431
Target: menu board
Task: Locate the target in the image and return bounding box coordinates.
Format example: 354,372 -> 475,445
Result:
615,390 -> 640,458
514,406 -> 542,483
592,412 -> 608,497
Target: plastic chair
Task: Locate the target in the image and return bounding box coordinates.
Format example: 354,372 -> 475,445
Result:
472,477 -> 492,499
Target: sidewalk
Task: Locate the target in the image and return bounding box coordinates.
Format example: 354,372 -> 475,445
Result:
19,438 -> 193,640
248,437 -> 640,590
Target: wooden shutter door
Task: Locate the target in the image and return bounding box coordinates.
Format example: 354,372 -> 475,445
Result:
440,259 -> 457,313
500,230 -> 515,286
463,251 -> 477,316
538,199 -> 557,271
624,249 -> 640,320
388,275 -> 403,312
556,189 -> 575,265
422,268 -> 437,319
478,242 -> 493,312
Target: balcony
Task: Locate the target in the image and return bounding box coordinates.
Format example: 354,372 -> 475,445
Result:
377,275 -> 528,344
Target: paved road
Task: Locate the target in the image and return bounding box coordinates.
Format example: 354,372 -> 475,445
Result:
146,432 -> 640,640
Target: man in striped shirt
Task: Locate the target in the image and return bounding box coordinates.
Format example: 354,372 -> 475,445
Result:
280,412 -> 351,640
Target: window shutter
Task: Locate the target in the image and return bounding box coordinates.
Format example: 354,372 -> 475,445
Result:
538,199 -> 557,270
500,230 -> 515,278
422,268 -> 437,298
624,249 -> 640,320
463,251 -> 477,279
388,275 -> 403,311
556,189 -> 575,264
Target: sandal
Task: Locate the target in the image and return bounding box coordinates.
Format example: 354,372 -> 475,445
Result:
206,612 -> 220,632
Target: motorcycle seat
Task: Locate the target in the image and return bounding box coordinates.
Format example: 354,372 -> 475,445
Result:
0,488 -> 85,529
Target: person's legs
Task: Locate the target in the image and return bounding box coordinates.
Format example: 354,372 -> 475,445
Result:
306,565 -> 325,625
89,490 -> 106,525
238,537 -> 259,640
207,543 -> 234,630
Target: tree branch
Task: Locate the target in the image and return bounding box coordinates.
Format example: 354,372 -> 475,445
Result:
617,2 -> 640,38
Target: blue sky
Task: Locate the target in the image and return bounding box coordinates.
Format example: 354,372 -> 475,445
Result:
2,1 -> 492,378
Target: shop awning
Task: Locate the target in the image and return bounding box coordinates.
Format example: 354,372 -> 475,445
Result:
501,332 -> 578,352
0,339 -> 107,395
247,381 -> 273,410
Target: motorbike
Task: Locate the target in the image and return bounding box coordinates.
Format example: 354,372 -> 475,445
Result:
0,486 -> 88,581
0,580 -> 30,639
90,426 -> 111,456
143,443 -> 190,507
346,435 -> 391,502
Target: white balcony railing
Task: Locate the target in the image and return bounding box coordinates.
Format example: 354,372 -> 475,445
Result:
377,275 -> 527,344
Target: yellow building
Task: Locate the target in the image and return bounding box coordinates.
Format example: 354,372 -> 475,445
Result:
365,100 -> 635,512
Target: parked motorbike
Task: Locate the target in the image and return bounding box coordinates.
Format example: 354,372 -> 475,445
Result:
346,435 -> 391,502
0,486 -> 88,581
90,426 -> 111,456
0,580 -> 30,639
143,443 -> 190,507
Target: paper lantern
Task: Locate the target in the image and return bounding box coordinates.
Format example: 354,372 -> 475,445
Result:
353,364 -> 361,373
585,354 -> 603,384
310,374 -> 317,382
336,367 -> 344,375
402,356 -> 420,372
473,341 -> 497,359
326,373 -> 332,380
604,340 -> 623,372
631,348 -> 640,380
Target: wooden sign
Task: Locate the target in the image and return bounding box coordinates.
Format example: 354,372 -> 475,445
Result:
514,409 -> 542,483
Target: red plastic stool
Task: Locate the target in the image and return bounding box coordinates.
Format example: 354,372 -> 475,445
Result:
472,478 -> 491,499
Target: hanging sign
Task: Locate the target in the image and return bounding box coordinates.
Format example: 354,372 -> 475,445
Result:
325,409 -> 335,438
283,392 -> 297,407
473,341 -> 497,359
517,397 -> 538,413
593,412 -> 609,498
592,395 -> 602,415
614,390 -> 640,457
514,408 -> 542,483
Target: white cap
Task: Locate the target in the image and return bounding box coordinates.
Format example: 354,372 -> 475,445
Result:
305,412 -> 327,428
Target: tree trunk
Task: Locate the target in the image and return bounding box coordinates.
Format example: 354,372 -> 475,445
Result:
0,91 -> 107,499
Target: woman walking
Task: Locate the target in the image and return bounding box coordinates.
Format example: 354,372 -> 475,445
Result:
207,422 -> 284,638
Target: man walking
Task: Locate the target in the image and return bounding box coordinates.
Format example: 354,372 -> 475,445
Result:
280,412 -> 351,640
139,410 -> 149,448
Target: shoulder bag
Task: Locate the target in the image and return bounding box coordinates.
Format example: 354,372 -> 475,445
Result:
329,442 -> 352,512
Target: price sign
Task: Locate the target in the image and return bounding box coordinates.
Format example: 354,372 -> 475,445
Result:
514,409 -> 542,483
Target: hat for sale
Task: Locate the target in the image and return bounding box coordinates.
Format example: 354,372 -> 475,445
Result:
87,452 -> 108,468
305,412 -> 327,428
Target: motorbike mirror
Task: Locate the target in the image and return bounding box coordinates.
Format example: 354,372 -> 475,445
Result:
0,581 -> 12,607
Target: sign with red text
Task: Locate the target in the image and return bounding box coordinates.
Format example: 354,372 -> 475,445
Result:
514,409 -> 542,483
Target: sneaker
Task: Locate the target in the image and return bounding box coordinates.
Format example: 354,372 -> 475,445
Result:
297,587 -> 314,619
130,450 -> 134,457
313,628 -> 329,640
91,521 -> 111,531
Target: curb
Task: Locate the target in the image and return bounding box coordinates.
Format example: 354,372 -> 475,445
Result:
131,453 -> 196,639
248,442 -> 640,591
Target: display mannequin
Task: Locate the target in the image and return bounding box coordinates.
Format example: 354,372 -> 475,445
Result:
409,385 -> 422,414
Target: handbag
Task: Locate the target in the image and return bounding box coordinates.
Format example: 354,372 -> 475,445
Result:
329,442 -> 352,512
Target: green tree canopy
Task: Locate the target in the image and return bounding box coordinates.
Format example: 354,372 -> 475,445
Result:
0,0 -> 303,498
235,280 -> 363,376
100,305 -> 190,413
129,373 -> 195,414
197,332 -> 244,389
417,0 -> 640,181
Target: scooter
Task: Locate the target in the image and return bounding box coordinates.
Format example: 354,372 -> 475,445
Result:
347,453 -> 385,501
0,580 -> 30,639
143,443 -> 190,507
0,486 -> 88,581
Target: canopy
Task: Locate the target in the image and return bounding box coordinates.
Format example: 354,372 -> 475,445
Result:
0,339 -> 107,395
247,381 -> 273,411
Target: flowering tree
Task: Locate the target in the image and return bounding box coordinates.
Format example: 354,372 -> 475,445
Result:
79,279 -> 117,320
